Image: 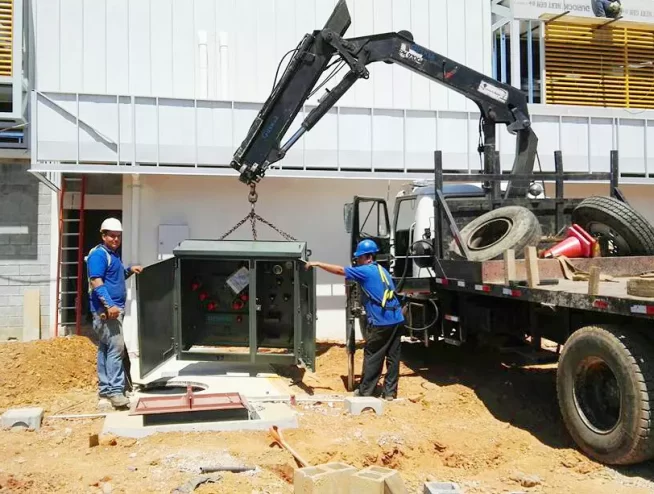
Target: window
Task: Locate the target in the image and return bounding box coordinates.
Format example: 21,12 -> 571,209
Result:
358,200 -> 388,238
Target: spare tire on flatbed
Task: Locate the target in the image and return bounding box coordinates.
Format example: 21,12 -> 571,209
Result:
571,196 -> 654,256
557,325 -> 654,465
448,205 -> 542,262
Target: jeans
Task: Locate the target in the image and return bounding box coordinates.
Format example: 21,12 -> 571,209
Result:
358,323 -> 403,397
92,311 -> 126,397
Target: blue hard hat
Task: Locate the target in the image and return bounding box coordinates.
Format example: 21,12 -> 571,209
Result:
353,239 -> 379,257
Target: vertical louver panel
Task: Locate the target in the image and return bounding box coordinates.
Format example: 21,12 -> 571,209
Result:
545,19 -> 654,109
0,0 -> 12,77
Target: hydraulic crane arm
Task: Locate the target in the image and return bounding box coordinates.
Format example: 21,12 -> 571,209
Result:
231,0 -> 538,198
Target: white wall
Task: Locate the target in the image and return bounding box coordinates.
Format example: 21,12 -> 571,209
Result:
119,175 -> 405,353
32,0 -> 491,112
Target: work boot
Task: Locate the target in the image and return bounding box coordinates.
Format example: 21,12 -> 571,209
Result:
108,394 -> 130,409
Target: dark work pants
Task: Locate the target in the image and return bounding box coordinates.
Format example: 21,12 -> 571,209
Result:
358,323 -> 403,397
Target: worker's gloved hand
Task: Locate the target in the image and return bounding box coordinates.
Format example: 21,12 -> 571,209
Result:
107,306 -> 121,319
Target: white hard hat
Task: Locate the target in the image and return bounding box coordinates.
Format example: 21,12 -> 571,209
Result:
100,217 -> 123,232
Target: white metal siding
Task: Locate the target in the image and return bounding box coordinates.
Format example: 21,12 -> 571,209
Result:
32,0 -> 489,111
32,91 -> 654,178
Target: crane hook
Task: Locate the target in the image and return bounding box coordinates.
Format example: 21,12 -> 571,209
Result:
248,183 -> 258,207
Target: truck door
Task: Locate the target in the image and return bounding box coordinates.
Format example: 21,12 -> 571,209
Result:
342,196 -> 391,390
343,196 -> 391,269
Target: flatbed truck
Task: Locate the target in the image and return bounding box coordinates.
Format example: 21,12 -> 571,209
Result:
228,0 -> 654,466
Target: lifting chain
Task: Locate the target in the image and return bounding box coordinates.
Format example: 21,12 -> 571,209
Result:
218,183 -> 297,242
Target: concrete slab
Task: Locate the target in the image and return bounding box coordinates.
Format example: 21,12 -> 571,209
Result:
102,363 -> 299,437
102,401 -> 298,438
130,357 -> 282,385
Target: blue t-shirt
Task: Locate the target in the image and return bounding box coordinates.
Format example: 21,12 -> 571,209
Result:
87,244 -> 131,313
344,263 -> 405,327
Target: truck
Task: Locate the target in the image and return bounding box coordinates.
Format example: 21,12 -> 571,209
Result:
228,0 -> 654,466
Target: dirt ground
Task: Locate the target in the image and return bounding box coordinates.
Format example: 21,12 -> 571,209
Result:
1,336 -> 654,493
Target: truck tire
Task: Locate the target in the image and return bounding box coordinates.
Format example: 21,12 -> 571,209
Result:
448,206 -> 542,261
571,196 -> 654,256
557,325 -> 654,465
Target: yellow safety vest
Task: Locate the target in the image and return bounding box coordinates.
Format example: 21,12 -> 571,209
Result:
360,264 -> 397,310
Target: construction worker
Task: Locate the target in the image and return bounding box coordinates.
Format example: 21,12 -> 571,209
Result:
305,239 -> 405,400
86,218 -> 142,409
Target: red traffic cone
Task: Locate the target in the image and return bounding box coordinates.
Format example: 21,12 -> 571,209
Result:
542,224 -> 596,259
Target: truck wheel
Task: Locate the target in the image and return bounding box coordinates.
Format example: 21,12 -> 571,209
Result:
448,206 -> 542,261
557,325 -> 654,465
571,196 -> 654,256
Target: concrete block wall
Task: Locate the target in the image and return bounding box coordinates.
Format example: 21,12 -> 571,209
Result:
0,163 -> 53,340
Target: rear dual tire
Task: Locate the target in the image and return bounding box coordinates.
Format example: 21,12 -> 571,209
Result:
557,325 -> 654,465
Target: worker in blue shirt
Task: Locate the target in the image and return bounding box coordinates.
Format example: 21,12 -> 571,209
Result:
592,0 -> 622,18
305,239 -> 405,400
86,218 -> 142,409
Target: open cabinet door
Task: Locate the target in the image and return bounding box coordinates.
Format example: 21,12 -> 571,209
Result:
137,257 -> 177,380
297,264 -> 316,371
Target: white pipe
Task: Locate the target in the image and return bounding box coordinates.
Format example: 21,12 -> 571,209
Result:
125,174 -> 141,357
48,175 -> 60,338
218,32 -> 229,100
198,30 -> 208,99
510,20 -> 522,90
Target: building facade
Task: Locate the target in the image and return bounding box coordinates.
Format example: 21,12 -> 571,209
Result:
2,0 -> 654,351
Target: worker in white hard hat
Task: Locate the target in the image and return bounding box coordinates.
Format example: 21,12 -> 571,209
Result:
85,217 -> 143,409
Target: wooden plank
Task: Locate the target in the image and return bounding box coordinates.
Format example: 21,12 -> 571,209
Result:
588,267 -> 601,296
503,249 -> 516,285
22,289 -> 40,341
525,247 -> 540,288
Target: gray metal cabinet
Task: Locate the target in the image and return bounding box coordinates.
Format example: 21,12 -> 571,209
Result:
136,240 -> 316,379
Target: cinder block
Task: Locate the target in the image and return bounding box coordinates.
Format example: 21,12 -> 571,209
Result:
1,407 -> 44,431
294,462 -> 357,494
424,481 -> 462,493
349,466 -> 407,494
344,396 -> 384,416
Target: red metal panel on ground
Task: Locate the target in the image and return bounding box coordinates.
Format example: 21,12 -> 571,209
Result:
130,389 -> 246,416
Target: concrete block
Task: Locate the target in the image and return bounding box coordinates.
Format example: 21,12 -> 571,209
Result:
1,407 -> 44,430
344,396 -> 384,416
19,264 -> 44,276
424,481 -> 462,493
0,265 -> 20,276
349,466 -> 407,494
295,462 -> 357,493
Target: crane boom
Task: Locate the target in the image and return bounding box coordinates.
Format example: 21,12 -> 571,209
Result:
231,0 -> 537,198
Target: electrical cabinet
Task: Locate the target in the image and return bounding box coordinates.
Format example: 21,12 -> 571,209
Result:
136,240 -> 316,379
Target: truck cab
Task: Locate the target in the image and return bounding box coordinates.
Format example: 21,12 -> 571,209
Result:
345,181 -> 545,281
